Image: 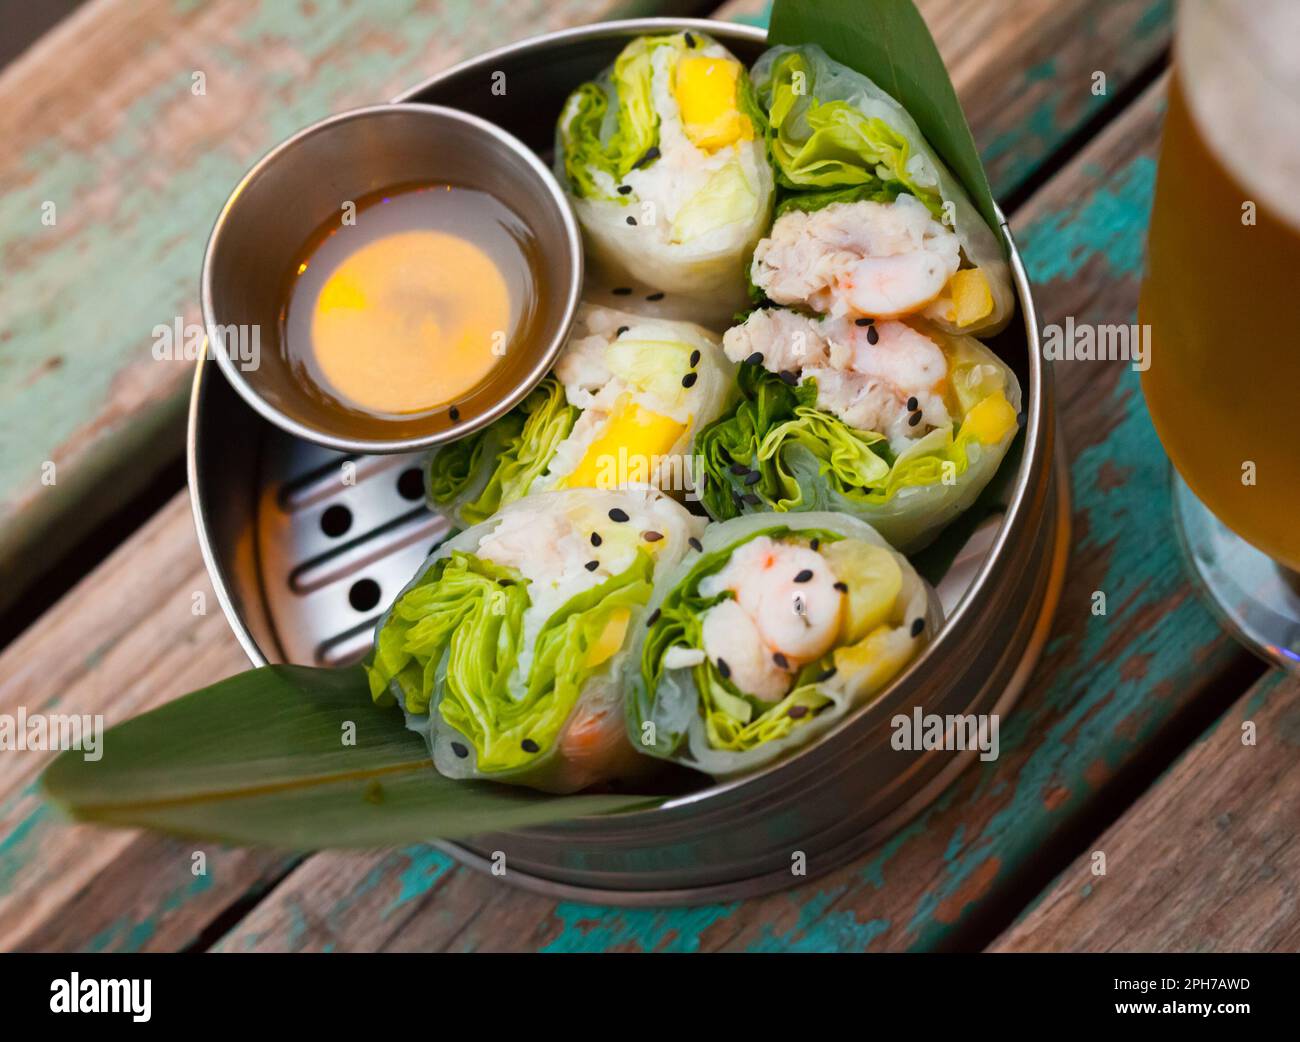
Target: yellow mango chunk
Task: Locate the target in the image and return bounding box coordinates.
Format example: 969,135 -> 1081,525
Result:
561,396 -> 688,490
832,624 -> 910,692
821,540 -> 902,645
962,391 -> 1018,445
948,268 -> 994,327
673,55 -> 752,151
584,609 -> 631,669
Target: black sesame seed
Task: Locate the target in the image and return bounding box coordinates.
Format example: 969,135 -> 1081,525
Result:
689,349 -> 701,367
817,667 -> 838,682
685,31 -> 697,47
773,651 -> 789,669
585,560 -> 600,572
642,530 -> 663,542
910,617 -> 925,637
742,493 -> 762,506
809,538 -> 820,551
793,569 -> 814,583
612,286 -> 632,296
745,351 -> 764,366
908,411 -> 922,427
716,658 -> 731,679
744,470 -> 761,486
590,532 -> 602,547
449,406 -> 460,421
450,741 -> 469,759
617,184 -> 632,195
521,738 -> 540,753
633,146 -> 660,169
907,396 -> 919,411
647,608 -> 661,627
833,581 -> 848,593
688,537 -> 703,552
609,508 -> 629,522
682,372 -> 698,388
867,325 -> 880,345
788,705 -> 809,719
779,370 -> 799,386
854,317 -> 873,327
730,462 -> 749,476
616,326 -> 629,336
646,291 -> 664,302
626,215 -> 637,226
498,578 -> 515,587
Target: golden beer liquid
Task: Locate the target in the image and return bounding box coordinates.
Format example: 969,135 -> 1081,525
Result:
1139,72 -> 1300,571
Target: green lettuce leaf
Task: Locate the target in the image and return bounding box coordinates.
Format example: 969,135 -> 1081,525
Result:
558,35 -> 683,201
370,548 -> 655,776
761,49 -> 942,218
697,360 -> 1006,518
365,551 -> 529,715
426,377 -> 578,527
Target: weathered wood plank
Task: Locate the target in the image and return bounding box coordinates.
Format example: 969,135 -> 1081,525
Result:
0,0 -> 693,616
719,0 -> 1172,198
214,74 -> 1250,953
0,493 -> 290,952
991,671 -> 1296,953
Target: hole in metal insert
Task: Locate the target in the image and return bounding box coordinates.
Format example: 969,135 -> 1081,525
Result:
348,578 -> 381,612
320,504 -> 352,537
397,467 -> 425,501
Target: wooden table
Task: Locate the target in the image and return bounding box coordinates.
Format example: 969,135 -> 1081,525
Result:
1,0 -> 1291,953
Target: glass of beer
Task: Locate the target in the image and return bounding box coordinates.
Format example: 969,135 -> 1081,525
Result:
1140,0 -> 1300,668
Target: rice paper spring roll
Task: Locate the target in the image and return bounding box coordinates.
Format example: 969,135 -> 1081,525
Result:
696,310 -> 1022,553
425,303 -> 736,527
628,511 -> 938,778
366,487 -> 705,793
749,44 -> 1014,336
556,32 -> 775,323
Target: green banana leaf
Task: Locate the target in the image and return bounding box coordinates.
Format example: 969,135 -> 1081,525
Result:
40,664 -> 658,849
769,0 -> 1004,246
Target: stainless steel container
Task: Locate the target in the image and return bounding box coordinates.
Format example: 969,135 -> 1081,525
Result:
188,18 -> 1069,904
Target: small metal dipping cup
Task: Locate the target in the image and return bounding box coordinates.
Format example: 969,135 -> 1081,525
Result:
201,103 -> 582,453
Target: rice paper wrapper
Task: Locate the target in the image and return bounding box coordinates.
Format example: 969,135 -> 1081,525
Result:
368,487 -> 705,793
555,32 -> 776,327
425,303 -> 737,528
699,323 -> 1024,554
751,44 -> 1014,337
626,510 -> 940,779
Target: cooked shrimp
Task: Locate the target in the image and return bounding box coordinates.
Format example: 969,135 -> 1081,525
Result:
698,536 -> 844,701
751,195 -> 960,319
721,309 -> 952,449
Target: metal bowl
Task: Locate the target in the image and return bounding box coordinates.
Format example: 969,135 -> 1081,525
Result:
202,103 -> 582,454
188,17 -> 1069,904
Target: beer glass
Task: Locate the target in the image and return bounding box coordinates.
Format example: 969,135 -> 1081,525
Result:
1140,0 -> 1300,667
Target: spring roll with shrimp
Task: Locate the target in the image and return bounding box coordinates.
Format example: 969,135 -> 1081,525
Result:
366,488 -> 704,793
425,303 -> 735,527
556,32 -> 775,324
696,310 -> 1022,553
628,511 -> 938,778
750,44 -> 1013,336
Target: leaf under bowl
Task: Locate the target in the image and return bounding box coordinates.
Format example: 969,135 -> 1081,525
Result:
40,664 -> 658,849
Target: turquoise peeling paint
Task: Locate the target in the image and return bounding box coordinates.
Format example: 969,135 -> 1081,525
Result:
1019,156 -> 1158,283
85,861 -> 215,953
542,901 -> 738,953
387,845 -> 455,915
0,802 -> 50,894
746,889 -> 890,952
